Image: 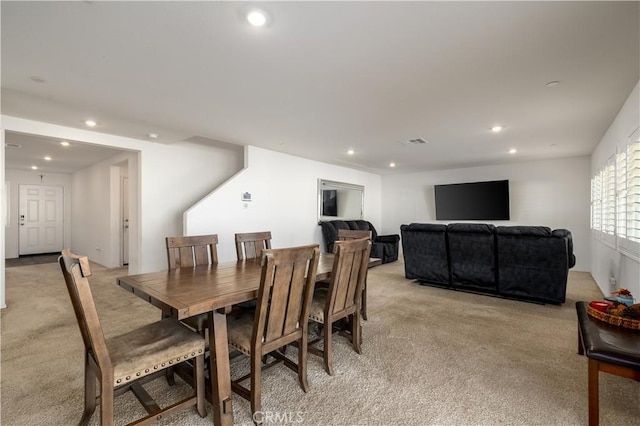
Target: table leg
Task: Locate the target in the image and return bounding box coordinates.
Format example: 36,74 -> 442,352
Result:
588,358 -> 599,426
208,311 -> 233,426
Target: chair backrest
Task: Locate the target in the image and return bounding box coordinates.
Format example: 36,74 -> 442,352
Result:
337,229 -> 372,241
326,238 -> 371,318
59,249 -> 112,373
235,231 -> 272,261
253,244 -> 320,353
166,234 -> 218,269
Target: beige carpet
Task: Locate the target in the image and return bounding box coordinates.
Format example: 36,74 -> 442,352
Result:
2,259 -> 639,425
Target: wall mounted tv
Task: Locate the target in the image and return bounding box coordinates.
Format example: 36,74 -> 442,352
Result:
434,180 -> 510,220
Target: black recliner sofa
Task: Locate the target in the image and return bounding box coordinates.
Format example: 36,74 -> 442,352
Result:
319,220 -> 400,263
400,223 -> 576,304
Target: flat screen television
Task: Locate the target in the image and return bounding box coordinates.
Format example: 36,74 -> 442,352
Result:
322,189 -> 338,216
434,180 -> 510,220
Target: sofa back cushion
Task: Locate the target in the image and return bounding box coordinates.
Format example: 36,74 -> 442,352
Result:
319,220 -> 378,253
496,226 -> 569,303
400,224 -> 450,286
447,223 -> 497,291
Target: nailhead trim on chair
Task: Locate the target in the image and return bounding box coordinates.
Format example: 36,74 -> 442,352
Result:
114,348 -> 204,385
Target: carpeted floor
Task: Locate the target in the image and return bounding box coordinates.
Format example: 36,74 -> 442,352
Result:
2,259 -> 639,425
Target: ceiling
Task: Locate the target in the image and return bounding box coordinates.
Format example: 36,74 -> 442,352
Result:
2,1 -> 639,175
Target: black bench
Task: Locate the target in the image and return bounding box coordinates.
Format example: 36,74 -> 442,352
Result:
575,301 -> 640,425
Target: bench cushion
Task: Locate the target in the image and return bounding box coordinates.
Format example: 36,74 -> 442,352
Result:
576,302 -> 640,370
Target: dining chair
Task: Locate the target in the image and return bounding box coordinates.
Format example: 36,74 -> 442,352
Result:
308,238 -> 371,375
234,232 -> 272,311
235,231 -> 272,260
166,234 -> 218,269
226,244 -> 320,423
59,249 -> 206,426
165,234 -> 219,334
335,229 -> 372,320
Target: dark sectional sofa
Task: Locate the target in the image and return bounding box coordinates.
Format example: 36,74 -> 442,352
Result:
400,223 -> 576,304
319,220 -> 400,263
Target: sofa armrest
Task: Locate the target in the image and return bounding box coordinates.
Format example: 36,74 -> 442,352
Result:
376,234 -> 400,244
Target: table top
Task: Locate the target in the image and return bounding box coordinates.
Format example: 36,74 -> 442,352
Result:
117,254 -> 381,320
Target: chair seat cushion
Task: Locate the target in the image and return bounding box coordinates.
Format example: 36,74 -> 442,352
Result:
181,313 -> 208,332
309,288 -> 328,324
106,318 -> 205,387
226,312 -> 255,356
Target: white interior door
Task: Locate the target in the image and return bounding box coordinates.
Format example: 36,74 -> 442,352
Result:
121,176 -> 129,266
19,185 -> 64,255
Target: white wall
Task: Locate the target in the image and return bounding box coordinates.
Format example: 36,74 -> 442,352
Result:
590,81 -> 640,296
381,156 -> 591,271
4,169 -> 72,258
1,116 -> 245,311
71,152 -> 137,267
185,146 -> 382,262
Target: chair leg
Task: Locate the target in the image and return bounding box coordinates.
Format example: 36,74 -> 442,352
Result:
324,321 -> 334,376
361,282 -> 368,320
99,381 -> 114,426
165,367 -> 176,386
351,313 -> 362,354
195,354 -> 207,418
80,353 -> 96,425
250,353 -> 262,425
299,336 -> 309,392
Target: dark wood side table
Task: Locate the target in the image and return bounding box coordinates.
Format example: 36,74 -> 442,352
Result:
575,301 -> 640,426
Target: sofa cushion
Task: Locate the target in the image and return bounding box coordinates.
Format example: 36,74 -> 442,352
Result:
319,220 -> 398,263
447,223 -> 497,291
496,226 -> 551,237
447,223 -> 496,234
401,224 -> 449,286
496,228 -> 569,303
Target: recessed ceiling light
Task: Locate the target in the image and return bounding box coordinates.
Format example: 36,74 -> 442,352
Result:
508,148 -> 517,154
347,149 -> 355,155
545,81 -> 560,88
389,162 -> 396,168
31,165 -> 38,170
491,126 -> 504,133
147,133 -> 159,139
60,141 -> 70,147
247,9 -> 267,27
85,119 -> 97,127
44,156 -> 52,161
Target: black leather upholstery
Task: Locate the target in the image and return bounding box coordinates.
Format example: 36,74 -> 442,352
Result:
319,220 -> 399,263
576,302 -> 640,370
400,223 -> 576,304
400,224 -> 449,286
447,223 -> 497,292
497,226 -> 569,303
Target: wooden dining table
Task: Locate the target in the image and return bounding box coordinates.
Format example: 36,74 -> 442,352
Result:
116,253 -> 381,426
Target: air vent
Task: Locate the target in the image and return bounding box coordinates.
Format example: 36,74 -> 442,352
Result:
5,143 -> 22,148
400,138 -> 428,146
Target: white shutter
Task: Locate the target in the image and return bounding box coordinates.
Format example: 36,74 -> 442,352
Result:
602,157 -> 616,246
618,127 -> 640,260
592,170 -> 603,233
616,148 -> 627,239
626,140 -> 640,242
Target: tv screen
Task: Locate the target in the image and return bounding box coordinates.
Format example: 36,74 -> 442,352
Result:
434,180 -> 510,220
322,189 -> 338,216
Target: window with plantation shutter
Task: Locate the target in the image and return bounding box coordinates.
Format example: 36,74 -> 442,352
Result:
601,157 -> 616,246
591,170 -> 603,233
616,149 -> 627,239
617,127 -> 640,260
